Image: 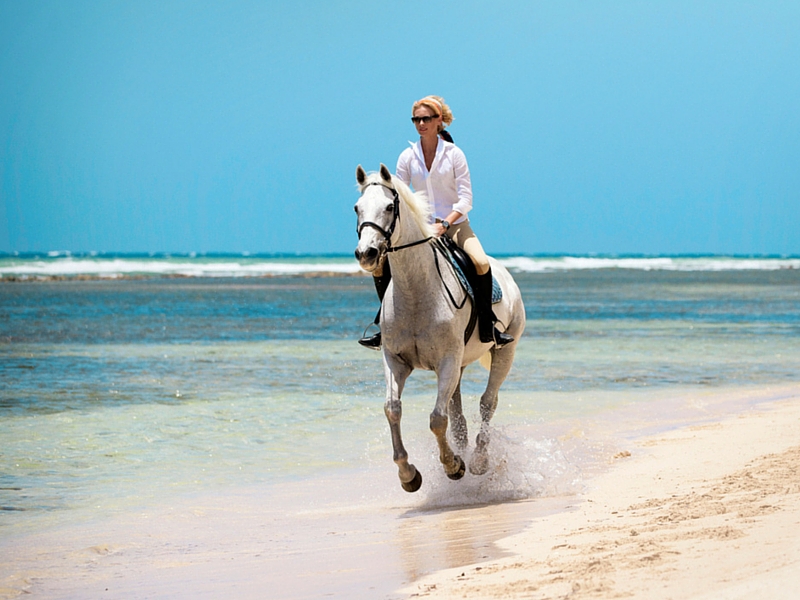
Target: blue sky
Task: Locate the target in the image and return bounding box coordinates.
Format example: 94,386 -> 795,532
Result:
1,1 -> 798,255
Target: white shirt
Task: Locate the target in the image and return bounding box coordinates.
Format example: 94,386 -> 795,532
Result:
396,139 -> 473,224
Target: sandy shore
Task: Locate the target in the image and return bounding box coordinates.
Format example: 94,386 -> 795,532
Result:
401,390 -> 800,599
2,387 -> 799,599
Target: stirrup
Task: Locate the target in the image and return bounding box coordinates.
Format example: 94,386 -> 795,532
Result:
358,324 -> 382,350
493,328 -> 514,349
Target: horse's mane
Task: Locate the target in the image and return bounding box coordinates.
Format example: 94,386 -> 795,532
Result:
392,176 -> 435,237
361,172 -> 435,238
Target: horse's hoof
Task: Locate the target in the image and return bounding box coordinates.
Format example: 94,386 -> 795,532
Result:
469,452 -> 489,476
401,469 -> 423,493
446,455 -> 466,480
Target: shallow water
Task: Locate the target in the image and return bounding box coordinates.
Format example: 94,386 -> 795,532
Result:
2,271 -> 799,525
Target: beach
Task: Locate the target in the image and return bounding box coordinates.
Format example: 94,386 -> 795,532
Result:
4,1 -> 800,596
1,260 -> 799,598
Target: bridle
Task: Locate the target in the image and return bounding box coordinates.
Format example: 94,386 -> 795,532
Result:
356,182 -> 432,253
356,180 -> 471,323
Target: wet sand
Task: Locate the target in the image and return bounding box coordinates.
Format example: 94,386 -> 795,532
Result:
0,473 -> 562,599
2,386 -> 799,599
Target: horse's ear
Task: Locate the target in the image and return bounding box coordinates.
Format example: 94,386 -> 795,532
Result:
356,165 -> 367,186
379,164 -> 392,185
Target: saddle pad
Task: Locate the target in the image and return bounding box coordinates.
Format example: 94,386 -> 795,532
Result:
441,239 -> 503,304
491,276 -> 502,304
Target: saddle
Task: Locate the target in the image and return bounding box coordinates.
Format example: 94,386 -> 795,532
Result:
436,235 -> 503,344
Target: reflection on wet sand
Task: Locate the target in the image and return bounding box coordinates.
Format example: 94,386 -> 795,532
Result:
0,472 -> 577,600
397,505 -> 514,580
395,496 -> 575,584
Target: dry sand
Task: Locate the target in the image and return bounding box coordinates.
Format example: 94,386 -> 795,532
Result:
402,390 -> 800,599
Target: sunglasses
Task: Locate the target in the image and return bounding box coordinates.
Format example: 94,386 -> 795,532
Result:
411,115 -> 440,124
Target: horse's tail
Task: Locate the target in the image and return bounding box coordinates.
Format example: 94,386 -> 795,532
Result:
479,351 -> 492,371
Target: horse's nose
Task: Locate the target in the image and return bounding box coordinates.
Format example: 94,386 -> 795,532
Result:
355,246 -> 379,263
355,246 -> 379,264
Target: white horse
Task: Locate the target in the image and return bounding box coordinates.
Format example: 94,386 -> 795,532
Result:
354,164 -> 526,492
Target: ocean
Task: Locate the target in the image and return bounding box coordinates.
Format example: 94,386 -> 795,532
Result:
1,253 -> 799,598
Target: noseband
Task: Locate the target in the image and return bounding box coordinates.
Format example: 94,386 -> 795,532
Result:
356,182 -> 432,253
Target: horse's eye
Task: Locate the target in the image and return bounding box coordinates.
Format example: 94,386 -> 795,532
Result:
353,205 -> 358,213
385,204 -> 394,212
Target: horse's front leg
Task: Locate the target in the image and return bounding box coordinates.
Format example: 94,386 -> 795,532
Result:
383,354 -> 422,492
431,357 -> 466,480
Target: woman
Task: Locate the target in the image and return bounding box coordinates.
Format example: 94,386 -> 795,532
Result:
359,95 -> 514,350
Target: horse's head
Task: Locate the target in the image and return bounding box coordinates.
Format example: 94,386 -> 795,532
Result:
354,163 -> 398,272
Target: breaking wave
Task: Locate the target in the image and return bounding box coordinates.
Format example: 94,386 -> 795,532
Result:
1,253 -> 798,278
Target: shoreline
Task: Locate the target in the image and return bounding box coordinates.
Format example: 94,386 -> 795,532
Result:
1,385 -> 799,599
400,388 -> 800,599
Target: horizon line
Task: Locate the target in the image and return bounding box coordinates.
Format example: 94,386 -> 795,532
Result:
2,251 -> 799,260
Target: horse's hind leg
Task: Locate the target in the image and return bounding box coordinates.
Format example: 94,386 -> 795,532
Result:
470,346 -> 516,475
383,356 -> 422,492
448,369 -> 468,452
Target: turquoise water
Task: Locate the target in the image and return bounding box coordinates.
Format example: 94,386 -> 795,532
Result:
1,263 -> 800,536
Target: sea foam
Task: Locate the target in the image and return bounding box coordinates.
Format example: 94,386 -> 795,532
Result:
0,256 -> 363,278
499,256 -> 800,273
1,254 -> 798,278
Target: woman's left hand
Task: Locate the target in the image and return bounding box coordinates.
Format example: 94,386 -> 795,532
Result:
433,223 -> 447,237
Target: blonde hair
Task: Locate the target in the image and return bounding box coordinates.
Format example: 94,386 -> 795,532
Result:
412,95 -> 453,132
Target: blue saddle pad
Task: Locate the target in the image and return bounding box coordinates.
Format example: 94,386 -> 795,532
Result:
491,276 -> 502,304
440,239 -> 503,304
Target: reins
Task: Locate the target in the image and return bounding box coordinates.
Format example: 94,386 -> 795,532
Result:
432,238 -> 469,310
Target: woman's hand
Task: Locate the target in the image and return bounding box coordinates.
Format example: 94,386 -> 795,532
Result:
434,211 -> 462,237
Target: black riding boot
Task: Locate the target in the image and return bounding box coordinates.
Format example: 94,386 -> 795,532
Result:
358,264 -> 392,350
476,268 -> 514,348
